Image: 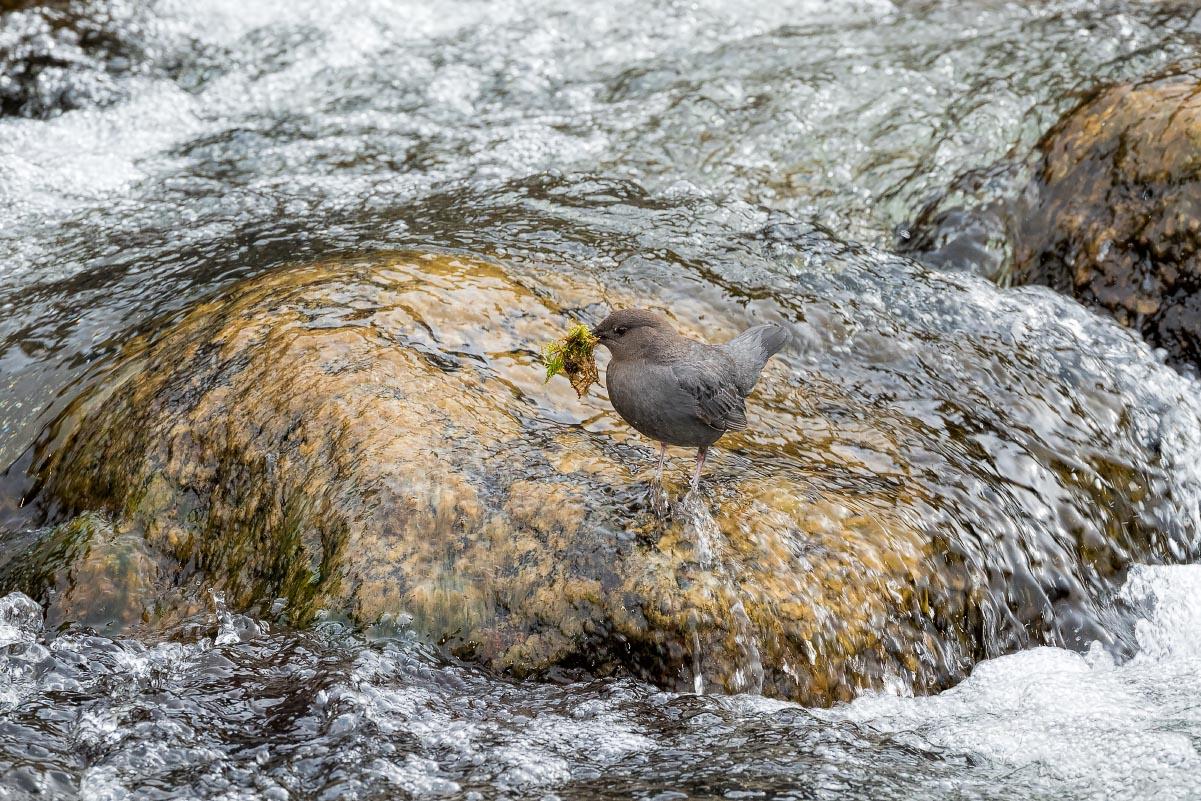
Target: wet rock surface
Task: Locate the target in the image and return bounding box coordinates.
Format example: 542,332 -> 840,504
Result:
1010,69 -> 1201,371
901,66 -> 1201,372
14,248 -> 1201,705
4,0 -> 1201,796
0,513 -> 177,634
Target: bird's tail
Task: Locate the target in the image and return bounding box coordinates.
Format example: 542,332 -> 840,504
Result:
723,323 -> 791,395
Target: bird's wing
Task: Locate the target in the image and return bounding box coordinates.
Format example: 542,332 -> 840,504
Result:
670,361 -> 748,432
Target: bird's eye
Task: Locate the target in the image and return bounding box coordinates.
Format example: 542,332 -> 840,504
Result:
614,326 -> 628,336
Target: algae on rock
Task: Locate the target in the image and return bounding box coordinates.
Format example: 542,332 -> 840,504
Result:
10,250 -> 1192,704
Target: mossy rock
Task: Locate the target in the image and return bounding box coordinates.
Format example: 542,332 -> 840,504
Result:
11,250 -> 1178,704
1011,69 -> 1201,369
0,513 -> 184,635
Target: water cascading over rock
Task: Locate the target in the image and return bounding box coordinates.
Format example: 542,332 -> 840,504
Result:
901,65 -> 1201,373
9,248 -> 1201,705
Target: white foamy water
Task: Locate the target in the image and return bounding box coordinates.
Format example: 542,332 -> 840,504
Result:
814,564 -> 1201,800
2,0 -> 1201,798
1,565 -> 1199,799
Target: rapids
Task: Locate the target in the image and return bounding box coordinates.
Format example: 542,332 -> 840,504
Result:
3,0 -> 1201,798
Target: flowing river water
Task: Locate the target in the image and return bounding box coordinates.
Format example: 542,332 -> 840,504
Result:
3,1 -> 1201,798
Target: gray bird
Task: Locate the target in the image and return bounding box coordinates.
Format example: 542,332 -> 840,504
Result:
592,309 -> 790,491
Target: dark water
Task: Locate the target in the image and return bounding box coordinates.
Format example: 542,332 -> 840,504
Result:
3,0 -> 1201,798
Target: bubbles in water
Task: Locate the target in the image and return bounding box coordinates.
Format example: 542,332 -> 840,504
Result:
0,591 -> 41,648
0,567 -> 1199,798
1123,565 -> 1201,662
2,0 -> 1201,798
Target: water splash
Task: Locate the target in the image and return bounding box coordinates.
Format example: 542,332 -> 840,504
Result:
0,591 -> 41,648
676,491 -> 718,569
1,566 -> 1200,798
675,493 -> 766,696
728,599 -> 765,695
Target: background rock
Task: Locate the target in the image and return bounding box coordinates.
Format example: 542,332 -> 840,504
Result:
900,66 -> 1201,373
1011,69 -> 1201,371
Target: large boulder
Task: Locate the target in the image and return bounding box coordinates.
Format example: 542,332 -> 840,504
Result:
9,249 -> 1199,704
1011,71 -> 1201,369
22,253 -> 964,702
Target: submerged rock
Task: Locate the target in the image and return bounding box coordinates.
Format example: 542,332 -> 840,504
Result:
0,512 -> 176,634
12,250 -> 1201,704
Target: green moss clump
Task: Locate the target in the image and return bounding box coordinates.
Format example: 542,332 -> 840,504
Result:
542,323 -> 599,398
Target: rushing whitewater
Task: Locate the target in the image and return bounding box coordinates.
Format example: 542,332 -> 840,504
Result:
3,0 -> 1201,799
3,566 -> 1201,799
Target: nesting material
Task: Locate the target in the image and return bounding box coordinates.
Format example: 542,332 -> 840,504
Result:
542,323 -> 599,398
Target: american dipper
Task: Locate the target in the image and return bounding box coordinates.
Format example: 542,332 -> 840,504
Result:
592,309 -> 790,491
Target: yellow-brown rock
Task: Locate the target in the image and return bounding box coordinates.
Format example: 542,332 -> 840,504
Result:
1013,70 -> 1201,369
14,252 -> 988,703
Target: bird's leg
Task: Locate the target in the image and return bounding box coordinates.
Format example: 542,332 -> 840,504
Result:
689,446 -> 708,493
648,442 -> 671,520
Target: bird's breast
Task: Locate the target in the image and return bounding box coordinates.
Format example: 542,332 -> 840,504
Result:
605,358 -> 724,448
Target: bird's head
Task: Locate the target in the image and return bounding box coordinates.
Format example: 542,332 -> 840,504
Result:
592,308 -> 673,359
